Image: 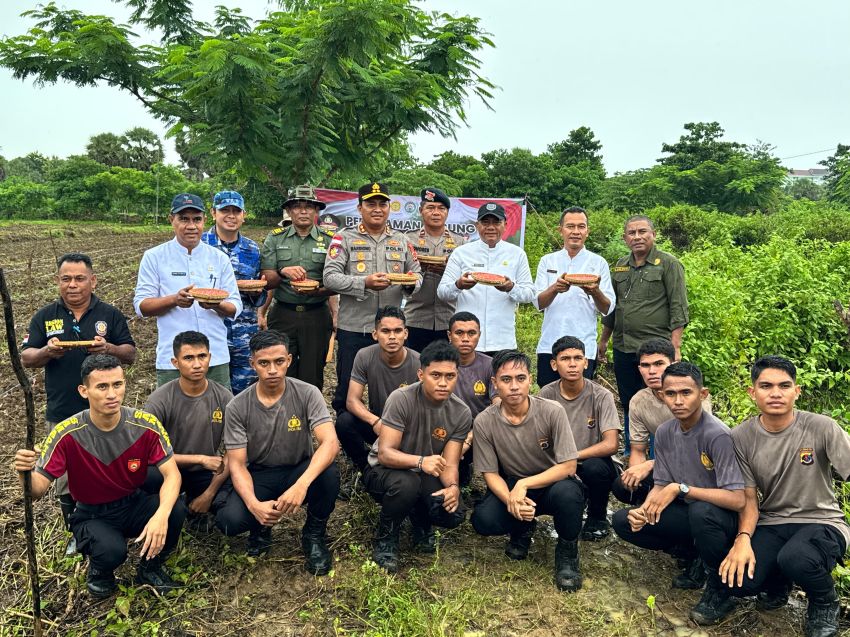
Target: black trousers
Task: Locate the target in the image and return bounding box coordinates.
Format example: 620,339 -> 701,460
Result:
332,329 -> 375,413
71,491 -> 187,572
405,326 -> 448,353
363,465 -> 465,528
215,461 -> 339,536
612,500 -> 737,564
722,523 -> 846,600
144,466 -> 215,503
335,410 -> 377,472
471,476 -> 585,541
267,302 -> 333,391
613,349 -> 645,454
536,354 -> 597,387
577,457 -> 617,520
611,470 -> 654,506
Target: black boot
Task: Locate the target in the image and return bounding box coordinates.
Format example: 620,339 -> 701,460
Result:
581,516 -> 610,541
247,526 -> 272,557
59,494 -> 78,556
757,580 -> 792,610
87,566 -> 117,598
672,556 -> 707,589
505,520 -> 536,561
689,580 -> 737,625
301,513 -> 332,576
554,538 -> 582,591
409,504 -> 436,554
373,513 -> 402,573
135,558 -> 180,594
805,592 -> 840,637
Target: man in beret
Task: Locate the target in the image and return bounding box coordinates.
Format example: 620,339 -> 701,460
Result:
323,182 -> 422,415
437,203 -> 534,355
403,187 -> 466,352
134,193 -> 242,391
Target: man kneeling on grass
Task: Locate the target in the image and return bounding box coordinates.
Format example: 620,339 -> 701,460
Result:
214,330 -> 340,575
363,340 -> 472,572
612,362 -> 744,593
471,350 -> 585,591
13,355 -> 186,597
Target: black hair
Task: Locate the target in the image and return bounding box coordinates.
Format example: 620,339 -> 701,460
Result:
375,305 -> 406,326
559,206 -> 588,224
420,341 -> 460,369
661,360 -> 703,388
249,330 -> 290,354
751,355 -> 797,383
172,331 -> 210,357
448,311 -> 480,330
491,349 -> 531,377
57,253 -> 93,271
81,354 -> 122,384
624,214 -> 655,232
636,338 -> 675,362
551,335 -> 585,358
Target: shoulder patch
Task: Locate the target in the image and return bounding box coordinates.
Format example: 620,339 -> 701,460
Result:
272,227 -> 284,235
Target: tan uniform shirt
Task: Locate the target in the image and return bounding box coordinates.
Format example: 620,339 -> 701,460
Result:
403,228 -> 465,330
538,380 -> 620,453
732,411 -> 850,546
629,387 -> 713,444
323,223 -> 422,333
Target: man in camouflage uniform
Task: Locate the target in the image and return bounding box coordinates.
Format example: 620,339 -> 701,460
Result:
202,190 -> 265,393
324,182 -> 422,413
260,185 -> 337,390
403,187 -> 465,352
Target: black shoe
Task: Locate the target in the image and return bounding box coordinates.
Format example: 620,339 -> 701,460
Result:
805,596 -> 840,637
672,556 -> 707,589
757,583 -> 792,611
411,523 -> 437,554
581,517 -> 610,541
301,513 -> 332,576
247,526 -> 272,557
87,567 -> 117,598
554,538 -> 582,591
59,495 -> 78,556
373,514 -> 402,573
135,560 -> 180,594
689,585 -> 737,625
505,520 -> 536,561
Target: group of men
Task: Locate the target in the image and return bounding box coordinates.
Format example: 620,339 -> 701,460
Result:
12,181 -> 849,637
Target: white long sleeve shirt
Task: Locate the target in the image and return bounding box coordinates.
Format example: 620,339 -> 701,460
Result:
437,239 -> 534,351
134,238 -> 242,369
533,247 -> 615,358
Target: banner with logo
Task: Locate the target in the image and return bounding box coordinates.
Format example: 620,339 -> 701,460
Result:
314,189 -> 527,247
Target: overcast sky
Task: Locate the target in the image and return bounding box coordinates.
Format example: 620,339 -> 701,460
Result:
1,0 -> 848,174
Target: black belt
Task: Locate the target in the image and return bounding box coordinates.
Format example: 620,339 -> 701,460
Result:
277,301 -> 327,312
76,490 -> 141,513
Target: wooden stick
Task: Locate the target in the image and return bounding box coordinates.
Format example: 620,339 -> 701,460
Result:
326,332 -> 336,364
0,268 -> 43,637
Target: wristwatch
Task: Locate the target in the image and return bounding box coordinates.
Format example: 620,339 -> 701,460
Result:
678,483 -> 690,499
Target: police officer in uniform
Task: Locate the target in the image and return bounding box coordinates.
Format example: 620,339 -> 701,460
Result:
324,182 -> 422,413
260,185 -> 336,390
404,187 -> 465,352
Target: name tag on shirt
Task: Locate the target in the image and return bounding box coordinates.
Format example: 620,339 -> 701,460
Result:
547,269 -> 557,274
171,271 -> 187,276
472,263 -> 485,268
312,248 -> 327,254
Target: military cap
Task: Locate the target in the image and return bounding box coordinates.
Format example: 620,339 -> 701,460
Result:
420,187 -> 451,209
213,190 -> 245,210
358,182 -> 390,202
282,184 -> 326,211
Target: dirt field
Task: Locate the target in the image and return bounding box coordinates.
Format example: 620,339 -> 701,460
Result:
0,221 -> 842,636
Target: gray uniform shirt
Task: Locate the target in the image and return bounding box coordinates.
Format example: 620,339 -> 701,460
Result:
144,379 -> 233,472
538,380 -> 620,453
629,387 -> 713,444
351,345 -> 420,415
732,411 -> 850,546
223,377 -> 332,466
323,223 -> 422,333
653,410 -> 745,491
453,352 -> 495,420
367,382 -> 472,469
404,228 -> 465,330
474,396 -> 578,478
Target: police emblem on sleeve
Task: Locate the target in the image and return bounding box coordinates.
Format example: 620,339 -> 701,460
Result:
212,409 -> 223,424
95,321 -> 107,337
700,452 -> 714,471
473,380 -> 486,397
539,438 -> 550,450
800,447 -> 814,465
288,415 -> 302,432
127,459 -> 141,472
432,427 -> 447,441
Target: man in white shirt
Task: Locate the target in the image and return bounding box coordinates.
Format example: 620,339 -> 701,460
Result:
534,207 -> 615,386
437,203 -> 534,354
134,193 -> 242,390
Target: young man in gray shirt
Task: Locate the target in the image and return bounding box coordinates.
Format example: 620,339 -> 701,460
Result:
214,331 -> 340,575
363,340 -> 472,572
471,350 -> 586,592
708,356 -> 850,636
612,362 -> 745,594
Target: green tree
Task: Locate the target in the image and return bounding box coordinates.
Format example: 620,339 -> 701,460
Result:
659,122 -> 744,170
0,1 -> 495,191
784,178 -> 825,201
120,126 -> 164,171
426,151 -> 482,179
86,132 -> 128,167
6,151 -> 52,182
383,167 -> 462,197
46,155 -> 109,216
547,126 -> 604,173
0,176 -> 53,218
821,144 -> 850,200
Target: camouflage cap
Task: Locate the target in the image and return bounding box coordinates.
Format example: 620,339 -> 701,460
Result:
282,184 -> 326,211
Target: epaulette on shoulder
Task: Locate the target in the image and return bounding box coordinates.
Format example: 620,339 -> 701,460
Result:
272,227 -> 284,235
321,228 -> 335,238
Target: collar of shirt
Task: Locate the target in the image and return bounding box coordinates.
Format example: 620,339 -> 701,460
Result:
56,294 -> 100,316
202,229 -> 247,249
358,223 -> 391,236
561,246 -> 587,264
628,244 -> 659,268
283,225 -> 321,240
